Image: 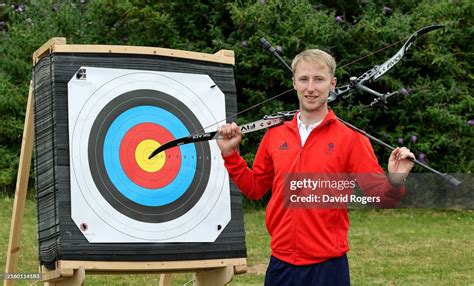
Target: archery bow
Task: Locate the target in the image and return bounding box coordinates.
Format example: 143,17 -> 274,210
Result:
148,25 -> 461,187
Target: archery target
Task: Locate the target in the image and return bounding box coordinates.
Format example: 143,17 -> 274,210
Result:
68,67 -> 230,243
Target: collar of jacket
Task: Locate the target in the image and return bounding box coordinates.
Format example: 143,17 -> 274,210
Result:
284,108 -> 338,130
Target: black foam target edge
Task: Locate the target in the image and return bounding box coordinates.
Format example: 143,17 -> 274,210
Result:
33,52 -> 245,269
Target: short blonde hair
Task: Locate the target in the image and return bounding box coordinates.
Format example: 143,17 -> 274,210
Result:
291,49 -> 336,77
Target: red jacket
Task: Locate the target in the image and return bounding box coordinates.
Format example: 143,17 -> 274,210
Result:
223,110 -> 404,265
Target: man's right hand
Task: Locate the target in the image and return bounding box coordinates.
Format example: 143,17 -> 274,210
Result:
217,122 -> 242,157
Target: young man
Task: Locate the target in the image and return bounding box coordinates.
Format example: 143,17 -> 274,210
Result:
217,49 -> 415,285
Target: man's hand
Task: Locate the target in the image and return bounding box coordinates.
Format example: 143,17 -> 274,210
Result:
387,147 -> 415,186
217,123 -> 242,157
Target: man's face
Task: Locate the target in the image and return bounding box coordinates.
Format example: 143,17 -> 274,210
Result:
293,60 -> 336,114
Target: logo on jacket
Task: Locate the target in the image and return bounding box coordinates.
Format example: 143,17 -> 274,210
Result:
279,142 -> 289,150
326,142 -> 335,155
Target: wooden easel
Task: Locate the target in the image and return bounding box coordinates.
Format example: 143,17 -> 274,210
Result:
39,259 -> 247,286
4,38 -> 246,286
4,82 -> 35,286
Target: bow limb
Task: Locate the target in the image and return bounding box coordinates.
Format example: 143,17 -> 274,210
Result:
148,114 -> 293,159
372,24 -> 445,80
148,131 -> 217,159
328,24 -> 445,103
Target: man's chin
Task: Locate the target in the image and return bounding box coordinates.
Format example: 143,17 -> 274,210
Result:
301,103 -> 327,113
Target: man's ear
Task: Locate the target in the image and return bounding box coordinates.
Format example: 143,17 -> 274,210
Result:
331,77 -> 337,90
292,77 -> 296,90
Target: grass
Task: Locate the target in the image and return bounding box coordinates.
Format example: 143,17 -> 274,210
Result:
1,196 -> 473,285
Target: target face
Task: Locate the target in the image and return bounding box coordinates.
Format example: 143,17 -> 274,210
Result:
68,67 -> 230,242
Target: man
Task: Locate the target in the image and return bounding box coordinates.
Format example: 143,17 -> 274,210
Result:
217,49 -> 415,285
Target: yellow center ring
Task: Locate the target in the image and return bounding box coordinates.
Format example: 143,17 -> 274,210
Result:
135,139 -> 166,172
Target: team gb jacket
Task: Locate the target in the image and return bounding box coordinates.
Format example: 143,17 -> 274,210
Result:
223,109 -> 405,265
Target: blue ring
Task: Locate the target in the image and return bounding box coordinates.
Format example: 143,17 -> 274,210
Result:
103,106 -> 197,206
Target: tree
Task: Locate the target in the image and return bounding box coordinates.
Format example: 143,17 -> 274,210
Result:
0,0 -> 472,196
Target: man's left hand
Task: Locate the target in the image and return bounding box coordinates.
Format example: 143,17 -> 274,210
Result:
387,147 -> 415,185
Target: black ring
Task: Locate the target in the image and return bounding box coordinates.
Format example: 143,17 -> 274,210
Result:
88,89 -> 211,223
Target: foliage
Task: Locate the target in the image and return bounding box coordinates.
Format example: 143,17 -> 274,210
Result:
0,0 -> 472,195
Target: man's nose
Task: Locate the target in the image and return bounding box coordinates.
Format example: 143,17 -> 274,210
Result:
306,80 -> 317,91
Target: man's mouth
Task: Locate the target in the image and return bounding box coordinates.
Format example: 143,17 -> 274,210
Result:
304,95 -> 319,100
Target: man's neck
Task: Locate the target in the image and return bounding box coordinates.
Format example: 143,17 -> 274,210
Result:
299,108 -> 328,126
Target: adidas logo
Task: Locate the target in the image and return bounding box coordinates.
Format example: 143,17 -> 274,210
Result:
279,142 -> 289,150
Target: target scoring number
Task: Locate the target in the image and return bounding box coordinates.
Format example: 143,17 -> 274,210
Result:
68,67 -> 230,242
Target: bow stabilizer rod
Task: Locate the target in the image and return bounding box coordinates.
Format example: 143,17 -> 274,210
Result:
259,38 -> 292,72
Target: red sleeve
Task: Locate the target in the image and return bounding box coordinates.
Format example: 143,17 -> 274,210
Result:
347,133 -> 406,207
222,131 -> 275,200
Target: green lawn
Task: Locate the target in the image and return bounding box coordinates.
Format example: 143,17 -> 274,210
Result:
1,196 -> 473,285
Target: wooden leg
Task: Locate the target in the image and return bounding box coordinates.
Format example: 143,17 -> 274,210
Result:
193,265 -> 234,286
43,267 -> 85,286
4,83 -> 34,286
159,273 -> 172,286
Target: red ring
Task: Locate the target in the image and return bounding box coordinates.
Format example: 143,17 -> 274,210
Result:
120,123 -> 181,189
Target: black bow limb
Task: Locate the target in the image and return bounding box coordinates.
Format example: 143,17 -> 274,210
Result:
148,112 -> 296,159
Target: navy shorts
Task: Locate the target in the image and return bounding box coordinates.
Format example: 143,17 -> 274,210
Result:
264,254 -> 350,286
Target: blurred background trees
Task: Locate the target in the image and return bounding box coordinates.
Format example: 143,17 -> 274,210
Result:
0,0 -> 472,196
